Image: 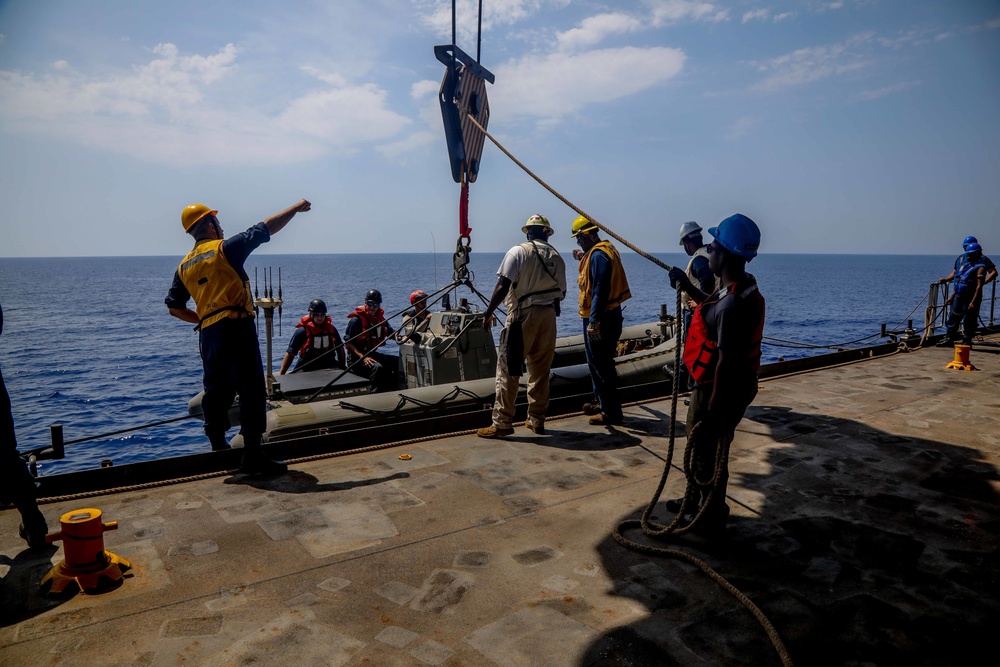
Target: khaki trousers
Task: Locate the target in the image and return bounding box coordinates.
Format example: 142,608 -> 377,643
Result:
492,305 -> 557,429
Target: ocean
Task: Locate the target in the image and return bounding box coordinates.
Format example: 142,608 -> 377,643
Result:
0,252 -> 984,475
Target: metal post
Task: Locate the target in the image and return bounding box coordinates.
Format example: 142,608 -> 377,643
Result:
991,281 -> 996,326
265,308 -> 274,396
50,423 -> 65,459
255,282 -> 282,399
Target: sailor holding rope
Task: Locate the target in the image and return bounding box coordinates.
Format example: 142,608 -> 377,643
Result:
667,214 -> 766,536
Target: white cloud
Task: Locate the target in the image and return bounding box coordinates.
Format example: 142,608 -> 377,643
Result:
411,79 -> 440,99
416,0 -> 568,43
277,77 -> 411,144
773,12 -> 796,22
377,130 -> 438,159
0,44 -> 410,166
52,60 -> 70,71
854,80 -> 921,102
987,18 -> 1000,30
556,13 -> 644,51
727,116 -> 759,139
376,79 -> 442,160
749,34 -> 874,92
742,9 -> 770,23
644,0 -> 729,26
492,46 -> 685,121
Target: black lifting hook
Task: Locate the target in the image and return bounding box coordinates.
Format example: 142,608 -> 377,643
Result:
435,44 -> 494,185
453,236 -> 472,281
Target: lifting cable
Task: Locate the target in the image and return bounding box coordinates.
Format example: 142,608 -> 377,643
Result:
461,112 -> 673,273
460,99 -> 792,665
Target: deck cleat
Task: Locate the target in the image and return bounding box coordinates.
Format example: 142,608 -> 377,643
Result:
40,508 -> 131,595
945,344 -> 978,371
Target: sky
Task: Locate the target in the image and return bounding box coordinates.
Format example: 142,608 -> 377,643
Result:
0,0 -> 998,258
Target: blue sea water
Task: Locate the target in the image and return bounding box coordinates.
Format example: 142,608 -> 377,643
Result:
0,252 -> 973,475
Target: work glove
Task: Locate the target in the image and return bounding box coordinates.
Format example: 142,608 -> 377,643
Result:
668,268 -> 688,290
587,321 -> 601,342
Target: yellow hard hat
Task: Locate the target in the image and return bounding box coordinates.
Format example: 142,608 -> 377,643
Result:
570,215 -> 598,237
521,214 -> 553,234
181,203 -> 217,232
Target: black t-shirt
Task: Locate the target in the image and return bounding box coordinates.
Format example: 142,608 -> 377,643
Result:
700,275 -> 765,382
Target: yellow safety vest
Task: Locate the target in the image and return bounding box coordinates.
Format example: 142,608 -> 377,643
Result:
578,241 -> 631,318
177,239 -> 255,330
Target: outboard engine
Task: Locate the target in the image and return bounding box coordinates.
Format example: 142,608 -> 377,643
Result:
398,310 -> 497,388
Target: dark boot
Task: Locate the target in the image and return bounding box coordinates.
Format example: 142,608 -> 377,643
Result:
209,434 -> 231,451
692,503 -> 730,539
665,497 -> 687,513
17,505 -> 48,549
206,427 -> 232,451
239,446 -> 288,476
936,337 -> 955,347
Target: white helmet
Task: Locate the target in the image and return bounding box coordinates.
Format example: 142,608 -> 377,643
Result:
678,221 -> 703,245
521,214 -> 553,234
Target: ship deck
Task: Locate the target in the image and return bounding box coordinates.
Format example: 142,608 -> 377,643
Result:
2,336 -> 999,666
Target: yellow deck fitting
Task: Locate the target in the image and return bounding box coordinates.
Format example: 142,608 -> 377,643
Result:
945,344 -> 978,371
41,508 -> 131,595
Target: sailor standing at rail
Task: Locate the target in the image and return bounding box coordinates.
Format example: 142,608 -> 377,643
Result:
478,215 -> 567,438
165,200 -> 311,475
937,242 -> 987,347
571,216 -> 631,426
938,235 -> 998,288
668,214 -> 766,537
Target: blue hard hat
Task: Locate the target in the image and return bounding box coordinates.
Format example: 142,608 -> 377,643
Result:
965,242 -> 982,254
963,235 -> 978,250
708,213 -> 761,261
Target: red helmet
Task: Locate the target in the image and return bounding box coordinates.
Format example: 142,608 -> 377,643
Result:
409,290 -> 428,305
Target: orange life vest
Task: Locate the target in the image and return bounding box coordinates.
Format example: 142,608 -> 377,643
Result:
347,306 -> 389,353
297,315 -> 341,360
683,279 -> 765,385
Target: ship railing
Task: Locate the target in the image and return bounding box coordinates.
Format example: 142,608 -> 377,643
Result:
923,279 -> 998,338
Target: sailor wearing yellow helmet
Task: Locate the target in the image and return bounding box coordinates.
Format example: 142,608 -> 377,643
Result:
165,199 -> 311,475
571,215 -> 632,426
478,214 -> 567,438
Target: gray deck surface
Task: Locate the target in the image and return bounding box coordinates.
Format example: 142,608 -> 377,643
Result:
2,337 -> 998,666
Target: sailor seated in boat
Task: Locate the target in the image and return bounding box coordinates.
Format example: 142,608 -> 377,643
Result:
396,290 -> 431,343
345,289 -> 399,393
278,298 -> 345,374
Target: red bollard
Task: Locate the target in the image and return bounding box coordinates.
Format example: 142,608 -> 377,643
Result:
40,507 -> 131,595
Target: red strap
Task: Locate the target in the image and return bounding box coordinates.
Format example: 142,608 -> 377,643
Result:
459,181 -> 471,240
